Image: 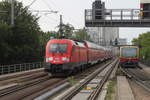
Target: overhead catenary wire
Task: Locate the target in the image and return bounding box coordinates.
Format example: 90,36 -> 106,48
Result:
41,0 -> 70,32
28,0 -> 38,8
43,0 -> 59,13
22,0 -> 80,31
42,0 -> 53,11
37,0 -> 59,22
48,0 -> 57,8
16,0 -> 39,17
30,0 -> 81,29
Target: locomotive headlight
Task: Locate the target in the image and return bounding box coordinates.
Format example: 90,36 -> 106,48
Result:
62,57 -> 70,61
46,57 -> 53,62
48,57 -> 53,61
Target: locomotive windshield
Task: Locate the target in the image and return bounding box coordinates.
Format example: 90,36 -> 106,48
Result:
49,43 -> 68,53
121,48 -> 137,58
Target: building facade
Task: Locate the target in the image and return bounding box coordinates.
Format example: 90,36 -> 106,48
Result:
118,38 -> 127,45
87,27 -> 119,46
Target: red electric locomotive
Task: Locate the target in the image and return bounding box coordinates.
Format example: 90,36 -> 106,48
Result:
44,39 -> 112,76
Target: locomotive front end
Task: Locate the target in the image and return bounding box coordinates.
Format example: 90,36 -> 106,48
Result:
120,46 -> 139,67
44,39 -> 72,75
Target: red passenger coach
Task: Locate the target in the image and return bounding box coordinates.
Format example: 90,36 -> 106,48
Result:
85,41 -> 108,64
44,39 -> 112,76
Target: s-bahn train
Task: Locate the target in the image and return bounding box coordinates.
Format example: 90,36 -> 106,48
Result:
44,39 -> 112,76
119,46 -> 139,67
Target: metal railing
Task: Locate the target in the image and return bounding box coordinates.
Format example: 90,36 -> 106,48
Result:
85,9 -> 150,21
105,9 -> 140,20
0,62 -> 44,75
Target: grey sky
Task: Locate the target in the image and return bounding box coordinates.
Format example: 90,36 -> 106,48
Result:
16,0 -> 150,42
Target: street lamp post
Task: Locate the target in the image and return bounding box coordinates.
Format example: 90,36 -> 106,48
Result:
11,0 -> 14,26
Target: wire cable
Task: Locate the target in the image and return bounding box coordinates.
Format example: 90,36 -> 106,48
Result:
28,0 -> 38,8
42,0 -> 53,11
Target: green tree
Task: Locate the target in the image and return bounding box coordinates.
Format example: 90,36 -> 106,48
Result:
132,32 -> 150,61
58,23 -> 74,38
63,23 -> 74,38
0,0 -> 42,65
132,38 -> 139,46
75,29 -> 91,41
0,23 -> 13,65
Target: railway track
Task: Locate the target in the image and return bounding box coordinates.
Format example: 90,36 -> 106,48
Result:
0,68 -> 44,82
0,71 -> 47,86
0,76 -> 50,97
54,59 -> 119,100
0,68 -> 65,100
122,67 -> 150,92
0,76 -> 66,100
0,59 -> 116,100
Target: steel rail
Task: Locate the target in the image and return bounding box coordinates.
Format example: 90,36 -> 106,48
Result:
122,68 -> 150,92
0,76 -> 50,97
19,60 -> 112,100
0,72 -> 47,92
61,59 -> 116,100
87,60 -> 118,100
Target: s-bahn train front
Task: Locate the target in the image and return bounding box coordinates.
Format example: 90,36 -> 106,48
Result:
119,46 -> 139,67
44,39 -> 73,76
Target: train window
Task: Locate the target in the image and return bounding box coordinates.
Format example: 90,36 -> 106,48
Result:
77,42 -> 85,48
75,42 -> 78,45
121,48 -> 137,58
49,43 -> 68,53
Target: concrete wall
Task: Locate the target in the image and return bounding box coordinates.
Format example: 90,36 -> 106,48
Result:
103,27 -> 119,46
